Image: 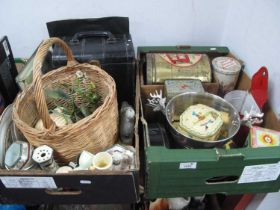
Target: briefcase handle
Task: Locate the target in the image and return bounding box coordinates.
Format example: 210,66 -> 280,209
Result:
70,31 -> 115,44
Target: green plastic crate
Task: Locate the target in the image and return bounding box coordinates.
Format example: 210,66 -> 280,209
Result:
138,46 -> 280,199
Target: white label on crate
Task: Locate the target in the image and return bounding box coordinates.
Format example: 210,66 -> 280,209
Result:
80,180 -> 91,184
179,162 -> 197,169
238,163 -> 280,184
2,40 -> 10,56
0,177 -> 57,189
210,47 -> 217,51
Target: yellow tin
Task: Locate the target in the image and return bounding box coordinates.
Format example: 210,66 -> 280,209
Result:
146,53 -> 211,84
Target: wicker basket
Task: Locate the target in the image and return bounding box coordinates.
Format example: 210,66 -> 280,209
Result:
13,38 -> 118,163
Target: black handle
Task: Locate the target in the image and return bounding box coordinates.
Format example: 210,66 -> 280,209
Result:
70,31 -> 115,44
45,188 -> 82,196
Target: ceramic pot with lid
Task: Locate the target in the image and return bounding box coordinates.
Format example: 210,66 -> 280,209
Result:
212,56 -> 242,95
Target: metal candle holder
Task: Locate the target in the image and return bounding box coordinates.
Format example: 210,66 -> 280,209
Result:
32,145 -> 58,172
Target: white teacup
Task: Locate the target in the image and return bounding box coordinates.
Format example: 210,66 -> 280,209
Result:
78,150 -> 94,169
92,152 -> 113,170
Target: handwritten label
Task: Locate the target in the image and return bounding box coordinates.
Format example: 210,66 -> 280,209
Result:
238,163 -> 280,184
179,162 -> 197,169
0,177 -> 57,188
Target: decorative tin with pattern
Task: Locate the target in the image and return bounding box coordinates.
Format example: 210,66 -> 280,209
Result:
164,79 -> 204,101
212,56 -> 241,94
146,53 -> 211,84
179,104 -> 223,141
250,126 -> 280,148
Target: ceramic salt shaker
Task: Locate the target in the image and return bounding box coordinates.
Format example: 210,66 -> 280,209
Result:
119,101 -> 135,145
32,145 -> 59,172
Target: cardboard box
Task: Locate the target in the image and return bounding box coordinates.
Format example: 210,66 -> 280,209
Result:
138,46 -> 280,199
0,67 -> 140,205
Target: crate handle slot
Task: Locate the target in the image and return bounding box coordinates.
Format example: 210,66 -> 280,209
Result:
205,175 -> 239,185
45,188 -> 82,196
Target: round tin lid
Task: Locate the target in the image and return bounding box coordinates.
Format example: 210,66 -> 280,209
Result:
212,57 -> 241,74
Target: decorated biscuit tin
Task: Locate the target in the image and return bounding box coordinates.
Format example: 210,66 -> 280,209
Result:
179,104 -> 223,141
212,56 -> 241,94
164,79 -> 204,101
250,126 -> 280,148
146,53 -> 211,84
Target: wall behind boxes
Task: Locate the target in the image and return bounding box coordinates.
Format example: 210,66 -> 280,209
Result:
221,0 -> 280,121
2,0 -> 279,120
0,0 -> 230,56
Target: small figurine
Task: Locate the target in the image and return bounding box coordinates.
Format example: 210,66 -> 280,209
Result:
120,101 -> 135,145
106,144 -> 136,170
242,108 -> 264,127
147,90 -> 166,112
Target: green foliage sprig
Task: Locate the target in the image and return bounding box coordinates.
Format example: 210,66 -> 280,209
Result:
45,70 -> 101,123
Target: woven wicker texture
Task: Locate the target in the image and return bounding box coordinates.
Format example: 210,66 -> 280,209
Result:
13,38 -> 118,163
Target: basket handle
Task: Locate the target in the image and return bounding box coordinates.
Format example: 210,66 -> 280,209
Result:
32,37 -> 77,130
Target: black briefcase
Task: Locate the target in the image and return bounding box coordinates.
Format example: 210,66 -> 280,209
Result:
47,17 -> 136,105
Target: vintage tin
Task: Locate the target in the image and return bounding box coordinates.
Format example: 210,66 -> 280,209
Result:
250,126 -> 280,148
146,53 -> 211,84
212,56 -> 241,94
179,104 -> 224,141
164,79 -> 204,101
